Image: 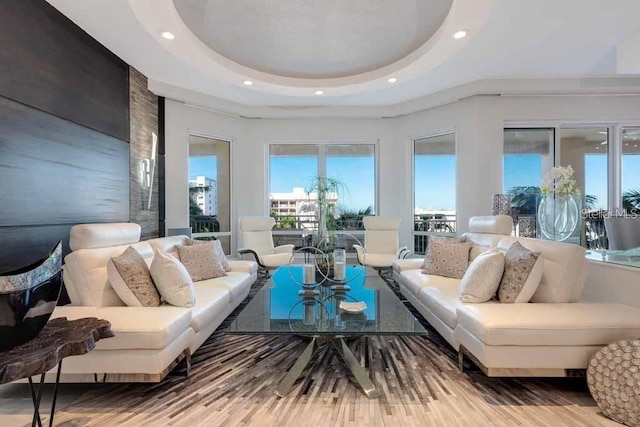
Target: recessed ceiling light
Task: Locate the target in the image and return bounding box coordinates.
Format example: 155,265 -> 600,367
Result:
600,141 -> 608,145
453,30 -> 468,39
387,77 -> 398,83
597,131 -> 608,134
315,90 -> 324,95
243,80 -> 253,86
635,144 -> 638,148
161,31 -> 175,40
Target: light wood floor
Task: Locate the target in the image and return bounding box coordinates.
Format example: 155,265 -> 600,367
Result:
0,280 -> 622,427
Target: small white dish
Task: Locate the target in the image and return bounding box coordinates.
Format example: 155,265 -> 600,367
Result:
339,301 -> 367,313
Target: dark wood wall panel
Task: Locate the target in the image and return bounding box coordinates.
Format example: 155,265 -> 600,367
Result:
0,96 -> 129,227
0,0 -> 130,141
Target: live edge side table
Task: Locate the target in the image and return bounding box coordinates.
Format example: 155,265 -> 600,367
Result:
0,317 -> 113,427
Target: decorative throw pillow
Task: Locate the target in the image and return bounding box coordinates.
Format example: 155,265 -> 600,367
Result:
150,249 -> 196,308
185,238 -> 230,271
108,246 -> 160,307
498,241 -> 544,303
422,240 -> 473,279
429,235 -> 467,244
459,248 -> 505,303
178,241 -> 227,282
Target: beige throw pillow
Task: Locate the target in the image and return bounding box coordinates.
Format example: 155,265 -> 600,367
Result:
150,249 -> 196,308
185,238 -> 229,271
108,246 -> 160,307
459,248 -> 505,303
422,240 -> 472,279
178,241 -> 227,282
498,241 -> 544,303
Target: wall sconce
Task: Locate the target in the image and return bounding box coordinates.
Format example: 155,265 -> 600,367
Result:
140,132 -> 157,210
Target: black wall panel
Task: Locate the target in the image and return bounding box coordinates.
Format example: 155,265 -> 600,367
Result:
0,0 -> 131,274
0,0 -> 130,142
0,97 -> 129,227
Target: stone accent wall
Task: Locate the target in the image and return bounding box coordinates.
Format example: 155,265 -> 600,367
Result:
129,67 -> 159,240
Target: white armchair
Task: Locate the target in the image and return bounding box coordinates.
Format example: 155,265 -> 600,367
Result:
238,217 -> 295,276
354,216 -> 409,272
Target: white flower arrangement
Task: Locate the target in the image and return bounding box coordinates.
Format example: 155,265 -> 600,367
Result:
540,165 -> 580,197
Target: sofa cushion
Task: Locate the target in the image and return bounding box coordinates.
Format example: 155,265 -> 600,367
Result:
190,284 -> 231,332
51,305 -> 191,350
422,240 -> 472,279
399,270 -> 461,297
69,222 -> 141,251
498,241 -> 543,303
108,247 -> 161,307
197,271 -> 252,301
65,241 -> 154,307
150,249 -> 196,308
497,236 -> 586,303
419,284 -> 474,329
228,260 -> 259,275
456,303 -> 640,346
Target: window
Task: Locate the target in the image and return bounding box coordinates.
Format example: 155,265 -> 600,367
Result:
188,135 -> 231,253
622,127 -> 640,212
503,128 -> 554,213
268,143 -> 376,245
413,132 -> 456,254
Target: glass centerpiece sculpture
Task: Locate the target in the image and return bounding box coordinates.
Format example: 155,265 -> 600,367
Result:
0,241 -> 63,351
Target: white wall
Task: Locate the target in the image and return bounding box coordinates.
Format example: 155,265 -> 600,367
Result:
164,94 -> 640,253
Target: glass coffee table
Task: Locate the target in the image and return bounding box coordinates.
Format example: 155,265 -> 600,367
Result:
227,265 -> 428,398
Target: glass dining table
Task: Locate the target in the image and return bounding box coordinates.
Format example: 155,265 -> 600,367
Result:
227,265 -> 428,398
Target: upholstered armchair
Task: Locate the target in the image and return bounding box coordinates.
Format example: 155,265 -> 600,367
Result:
354,216 -> 409,273
604,215 -> 640,250
238,217 -> 295,276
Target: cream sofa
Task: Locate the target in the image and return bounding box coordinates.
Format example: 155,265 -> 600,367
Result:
393,216 -> 640,377
50,223 -> 258,383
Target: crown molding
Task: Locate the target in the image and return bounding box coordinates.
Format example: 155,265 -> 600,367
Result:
149,77 -> 640,120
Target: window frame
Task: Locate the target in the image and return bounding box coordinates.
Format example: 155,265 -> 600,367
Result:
187,131 -> 234,249
265,140 -> 379,238
411,131 -> 457,254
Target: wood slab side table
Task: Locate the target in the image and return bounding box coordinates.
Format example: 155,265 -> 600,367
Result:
0,317 -> 113,427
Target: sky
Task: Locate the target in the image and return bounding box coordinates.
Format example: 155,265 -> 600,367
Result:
189,152 -> 640,213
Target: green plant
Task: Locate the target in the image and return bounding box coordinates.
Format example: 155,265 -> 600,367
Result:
306,176 -> 348,237
623,189 -> 640,213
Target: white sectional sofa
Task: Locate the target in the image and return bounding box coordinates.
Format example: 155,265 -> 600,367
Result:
50,223 -> 258,383
393,216 -> 640,377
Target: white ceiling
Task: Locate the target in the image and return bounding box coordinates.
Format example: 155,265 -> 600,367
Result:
173,0 -> 453,79
47,0 -> 640,114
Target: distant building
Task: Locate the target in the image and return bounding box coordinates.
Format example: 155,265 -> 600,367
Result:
270,187 -> 338,229
189,176 -> 217,215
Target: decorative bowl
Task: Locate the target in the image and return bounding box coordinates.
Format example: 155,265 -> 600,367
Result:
0,242 -> 62,351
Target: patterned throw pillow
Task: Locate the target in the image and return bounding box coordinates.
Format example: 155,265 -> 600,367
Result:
178,241 -> 227,282
108,246 -> 160,307
150,249 -> 196,308
185,238 -> 230,271
459,248 -> 505,303
498,241 -> 544,303
429,235 -> 467,245
422,240 -> 473,279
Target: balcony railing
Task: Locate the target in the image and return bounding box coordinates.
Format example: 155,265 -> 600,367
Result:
270,214 -> 366,248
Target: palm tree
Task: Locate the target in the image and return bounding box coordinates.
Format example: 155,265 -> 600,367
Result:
508,186 -> 540,214
623,189 -> 640,213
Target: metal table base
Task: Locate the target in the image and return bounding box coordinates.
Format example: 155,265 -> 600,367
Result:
274,337 -> 381,399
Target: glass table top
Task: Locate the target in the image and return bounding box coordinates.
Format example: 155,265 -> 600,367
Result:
227,265 -> 428,337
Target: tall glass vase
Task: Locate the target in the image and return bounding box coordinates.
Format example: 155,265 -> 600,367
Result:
537,194 -> 581,241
